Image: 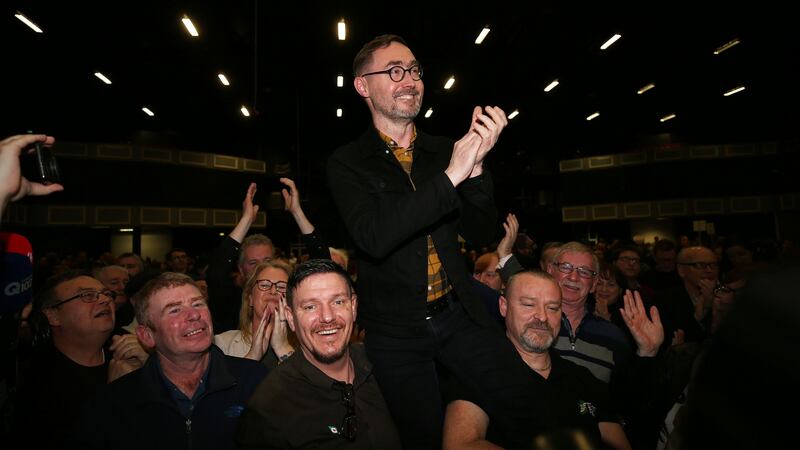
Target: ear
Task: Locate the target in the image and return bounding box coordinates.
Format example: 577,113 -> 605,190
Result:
354,76 -> 369,98
498,295 -> 508,318
350,294 -> 358,323
136,323 -> 155,349
590,277 -> 598,294
238,264 -> 246,278
43,308 -> 61,327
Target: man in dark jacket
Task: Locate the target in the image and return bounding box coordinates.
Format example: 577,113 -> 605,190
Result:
69,273 -> 267,450
327,34 -> 540,449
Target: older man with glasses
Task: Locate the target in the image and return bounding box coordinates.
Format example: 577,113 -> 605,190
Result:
237,259 -> 401,449
13,270 -> 148,450
654,246 -> 720,347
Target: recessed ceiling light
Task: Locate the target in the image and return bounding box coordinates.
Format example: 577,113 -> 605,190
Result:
723,86 -> 746,97
241,106 -> 250,117
337,75 -> 344,87
508,109 -> 520,119
142,107 -> 155,117
425,108 -> 433,118
337,19 -> 346,40
14,12 -> 43,33
544,79 -> 559,92
660,113 -> 676,122
475,27 -> 490,45
600,34 -> 621,50
637,83 -> 655,94
94,72 -> 112,85
182,16 -> 199,37
586,111 -> 600,121
714,38 -> 741,55
444,76 -> 455,90
336,108 -> 343,117
218,74 -> 230,86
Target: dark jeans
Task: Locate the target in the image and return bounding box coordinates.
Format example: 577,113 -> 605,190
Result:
365,299 -> 539,450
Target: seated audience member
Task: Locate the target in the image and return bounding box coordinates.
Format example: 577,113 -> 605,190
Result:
208,179 -> 329,332
214,260 -> 295,369
654,246 -> 719,347
236,259 -> 401,449
116,252 -> 144,278
70,272 -> 267,450
640,239 -> 682,291
473,251 -> 503,292
611,244 -> 655,301
592,262 -> 628,332
14,271 -> 147,450
444,271 -> 635,450
164,248 -> 190,274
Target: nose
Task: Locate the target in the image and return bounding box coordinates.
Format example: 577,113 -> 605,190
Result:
319,302 -> 334,323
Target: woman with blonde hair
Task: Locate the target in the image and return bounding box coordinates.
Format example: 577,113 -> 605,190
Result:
214,259 -> 295,368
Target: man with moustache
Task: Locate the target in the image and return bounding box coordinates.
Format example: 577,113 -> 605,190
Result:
70,273 -> 267,450
444,271 -> 637,449
327,34 -> 537,449
236,259 -> 400,449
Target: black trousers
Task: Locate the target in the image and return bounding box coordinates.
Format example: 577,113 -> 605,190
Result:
365,299 -> 541,450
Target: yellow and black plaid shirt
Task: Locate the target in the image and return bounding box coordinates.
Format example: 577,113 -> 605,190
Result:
379,128 -> 452,303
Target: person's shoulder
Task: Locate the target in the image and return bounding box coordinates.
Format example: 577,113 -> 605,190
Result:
330,128 -> 379,160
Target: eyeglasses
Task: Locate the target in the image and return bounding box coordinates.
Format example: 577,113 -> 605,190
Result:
49,289 -> 116,308
713,281 -> 737,296
333,381 -> 357,440
617,256 -> 640,264
552,261 -> 597,279
679,261 -> 719,270
361,64 -> 423,82
255,279 -> 287,294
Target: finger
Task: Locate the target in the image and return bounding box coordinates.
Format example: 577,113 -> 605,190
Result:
472,106 -> 482,124
279,177 -> 296,190
26,182 -> 64,197
649,305 -> 662,326
484,106 -> 508,125
1,134 -> 52,153
247,182 -> 257,198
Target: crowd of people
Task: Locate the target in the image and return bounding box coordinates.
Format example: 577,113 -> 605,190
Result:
1,34 -> 798,450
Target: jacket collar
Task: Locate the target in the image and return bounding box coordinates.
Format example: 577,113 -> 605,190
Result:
136,345 -> 236,406
355,125 -> 434,159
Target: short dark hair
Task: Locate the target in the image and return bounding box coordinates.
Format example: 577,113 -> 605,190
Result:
132,272 -> 199,327
287,259 -> 353,308
612,244 -> 642,261
505,270 -> 557,299
165,248 -> 187,261
37,269 -> 92,309
353,34 -> 409,77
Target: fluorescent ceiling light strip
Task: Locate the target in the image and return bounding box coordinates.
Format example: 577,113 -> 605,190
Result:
714,38 -> 741,55
337,75 -> 344,87
444,77 -> 455,90
336,108 -> 343,117
15,12 -> 43,33
508,109 -> 519,119
241,106 -> 250,117
338,20 -> 346,40
723,86 -> 746,96
182,16 -> 199,36
94,72 -> 112,84
142,107 -> 154,117
425,108 -> 433,118
119,228 -> 134,232
218,74 -> 230,86
600,34 -> 622,50
475,27 -> 490,44
544,79 -> 559,92
660,114 -> 676,122
586,111 -> 600,121
637,83 -> 655,94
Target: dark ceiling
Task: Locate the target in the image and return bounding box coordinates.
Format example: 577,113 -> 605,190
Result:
4,1 -> 798,163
